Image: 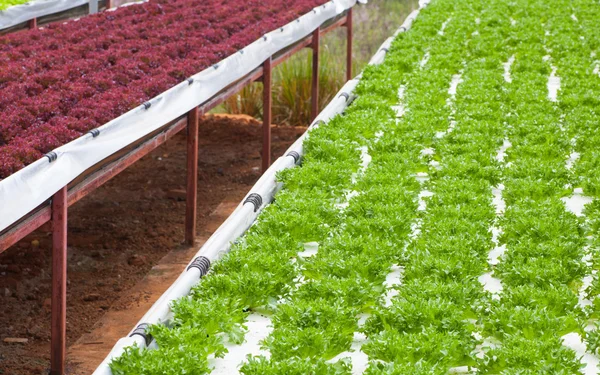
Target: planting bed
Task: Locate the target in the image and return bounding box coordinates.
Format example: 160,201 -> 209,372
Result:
0,0 -> 328,178
105,0 -> 600,373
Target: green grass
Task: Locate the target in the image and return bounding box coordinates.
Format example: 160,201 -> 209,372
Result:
219,0 -> 419,126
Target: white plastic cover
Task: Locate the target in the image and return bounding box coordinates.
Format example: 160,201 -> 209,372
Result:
0,0 -> 89,30
0,0 -> 357,232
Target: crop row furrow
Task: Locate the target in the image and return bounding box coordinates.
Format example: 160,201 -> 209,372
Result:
438,1 -> 512,369
477,1 -> 589,372
359,2 -> 497,374
543,1 -> 600,369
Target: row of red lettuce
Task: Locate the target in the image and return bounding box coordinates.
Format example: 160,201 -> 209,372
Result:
0,0 -> 327,179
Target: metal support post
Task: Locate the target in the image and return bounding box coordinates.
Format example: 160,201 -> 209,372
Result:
262,57 -> 272,172
185,108 -> 200,245
50,186 -> 67,375
346,8 -> 353,81
311,28 -> 320,122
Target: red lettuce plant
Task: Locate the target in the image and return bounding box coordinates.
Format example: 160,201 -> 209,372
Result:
0,0 -> 328,178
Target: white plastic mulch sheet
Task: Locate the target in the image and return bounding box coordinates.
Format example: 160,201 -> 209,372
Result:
0,0 -> 357,233
0,0 -> 89,29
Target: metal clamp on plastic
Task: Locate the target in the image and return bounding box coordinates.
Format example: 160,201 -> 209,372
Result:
187,78 -> 194,85
338,92 -> 350,101
187,256 -> 211,276
88,129 -> 100,138
286,151 -> 300,163
143,101 -> 151,110
381,47 -> 389,53
129,323 -> 152,346
244,193 -> 263,212
213,64 -> 219,70
45,151 -> 58,163
399,26 -> 407,32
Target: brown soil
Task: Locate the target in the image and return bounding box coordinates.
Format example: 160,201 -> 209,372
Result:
0,114 -> 306,375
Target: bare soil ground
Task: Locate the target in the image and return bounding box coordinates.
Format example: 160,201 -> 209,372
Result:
0,114 -> 306,374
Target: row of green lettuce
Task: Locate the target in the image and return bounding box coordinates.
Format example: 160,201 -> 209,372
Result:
480,0 -> 587,372
359,0 -> 515,371
110,0 -> 600,373
542,0 -> 600,356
